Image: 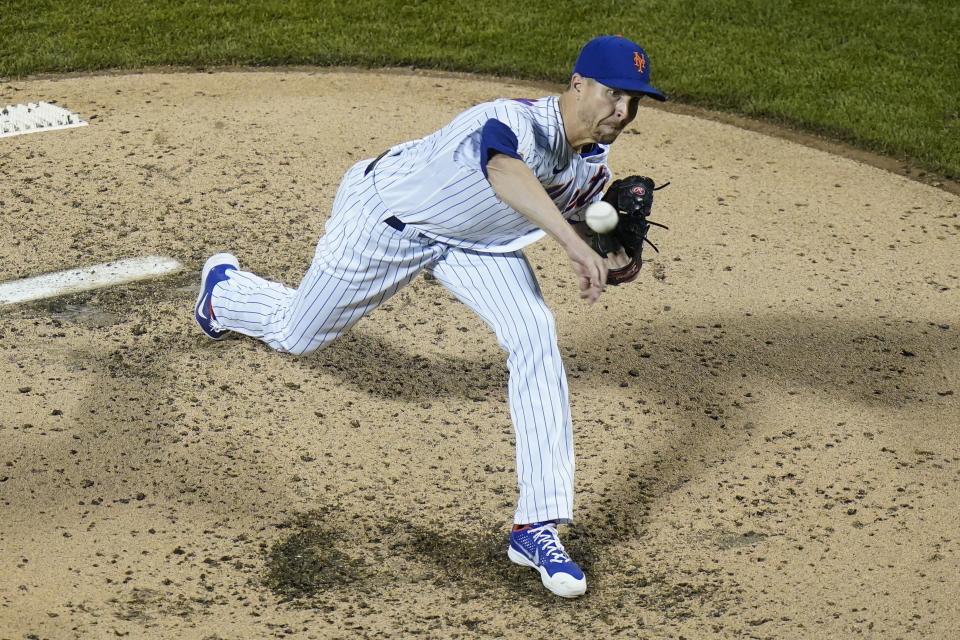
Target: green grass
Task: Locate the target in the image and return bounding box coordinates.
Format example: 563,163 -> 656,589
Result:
2,0 -> 958,177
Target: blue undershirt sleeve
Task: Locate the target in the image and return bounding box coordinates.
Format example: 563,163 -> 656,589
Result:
479,118 -> 522,178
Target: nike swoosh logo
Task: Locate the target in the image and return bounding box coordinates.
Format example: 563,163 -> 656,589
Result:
197,293 -> 211,320
532,548 -> 540,565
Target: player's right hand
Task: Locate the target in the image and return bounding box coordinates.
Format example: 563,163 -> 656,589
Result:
567,239 -> 607,304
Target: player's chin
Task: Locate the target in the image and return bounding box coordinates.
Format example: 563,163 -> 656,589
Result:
595,126 -> 625,144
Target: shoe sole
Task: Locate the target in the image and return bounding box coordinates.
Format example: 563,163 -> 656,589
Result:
507,546 -> 587,598
195,252 -> 239,340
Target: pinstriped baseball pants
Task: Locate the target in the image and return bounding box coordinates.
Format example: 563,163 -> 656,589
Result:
210,161 -> 575,525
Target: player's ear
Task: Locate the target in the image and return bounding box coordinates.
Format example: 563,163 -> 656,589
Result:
569,73 -> 586,95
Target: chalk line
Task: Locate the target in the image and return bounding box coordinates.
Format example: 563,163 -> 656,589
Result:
0,256 -> 183,306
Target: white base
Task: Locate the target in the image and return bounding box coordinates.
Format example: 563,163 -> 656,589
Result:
1,101 -> 88,138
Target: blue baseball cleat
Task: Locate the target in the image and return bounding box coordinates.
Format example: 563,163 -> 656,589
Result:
508,521 -> 587,598
195,252 -> 239,340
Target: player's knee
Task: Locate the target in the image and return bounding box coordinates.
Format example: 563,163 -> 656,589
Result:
284,343 -> 317,357
272,334 -> 325,356
505,307 -> 558,351
530,306 -> 558,335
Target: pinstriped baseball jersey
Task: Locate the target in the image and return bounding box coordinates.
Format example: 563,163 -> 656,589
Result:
371,96 -> 611,251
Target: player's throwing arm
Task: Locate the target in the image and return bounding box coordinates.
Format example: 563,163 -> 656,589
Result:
486,154 -> 608,303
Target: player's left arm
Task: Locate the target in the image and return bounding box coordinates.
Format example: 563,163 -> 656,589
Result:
580,175 -> 670,286
570,221 -> 640,283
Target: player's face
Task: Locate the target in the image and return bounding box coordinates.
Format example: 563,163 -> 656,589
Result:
577,77 -> 641,144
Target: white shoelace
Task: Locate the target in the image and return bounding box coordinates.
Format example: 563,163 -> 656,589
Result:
531,524 -> 570,564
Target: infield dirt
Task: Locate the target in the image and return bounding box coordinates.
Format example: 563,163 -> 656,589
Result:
1,69 -> 958,639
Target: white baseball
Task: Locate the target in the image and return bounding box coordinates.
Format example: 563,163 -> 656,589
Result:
585,201 -> 619,234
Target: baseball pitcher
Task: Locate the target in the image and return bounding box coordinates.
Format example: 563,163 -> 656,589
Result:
195,35 -> 668,598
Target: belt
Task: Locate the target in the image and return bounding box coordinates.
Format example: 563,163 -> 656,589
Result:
384,216 -> 405,231
364,149 -> 389,175
364,150 -> 406,231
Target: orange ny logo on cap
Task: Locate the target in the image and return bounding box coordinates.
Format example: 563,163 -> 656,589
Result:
633,51 -> 647,73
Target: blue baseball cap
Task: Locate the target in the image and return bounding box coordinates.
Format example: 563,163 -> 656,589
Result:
573,35 -> 667,101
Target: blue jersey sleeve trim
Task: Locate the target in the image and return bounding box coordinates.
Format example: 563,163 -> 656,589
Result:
480,118 -> 521,178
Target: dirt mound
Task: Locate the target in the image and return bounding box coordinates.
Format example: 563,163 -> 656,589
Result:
1,69 -> 957,639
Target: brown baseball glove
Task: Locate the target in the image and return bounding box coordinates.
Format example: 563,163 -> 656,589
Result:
589,175 -> 669,285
